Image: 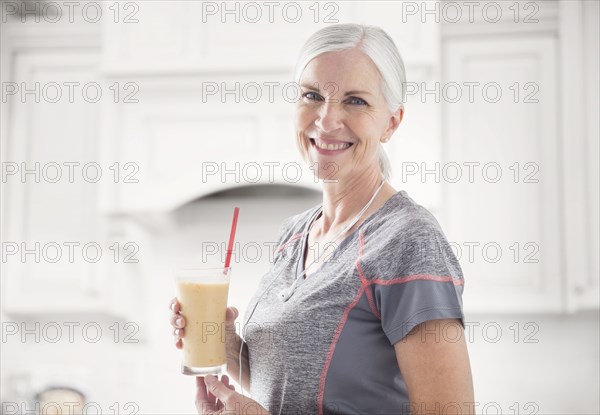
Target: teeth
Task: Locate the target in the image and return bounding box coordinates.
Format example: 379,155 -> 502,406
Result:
314,140 -> 351,151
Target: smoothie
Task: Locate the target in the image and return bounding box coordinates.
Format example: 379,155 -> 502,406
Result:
176,269 -> 230,375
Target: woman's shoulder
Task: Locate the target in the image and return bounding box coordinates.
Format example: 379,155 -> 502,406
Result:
366,190 -> 445,238
363,190 -> 463,281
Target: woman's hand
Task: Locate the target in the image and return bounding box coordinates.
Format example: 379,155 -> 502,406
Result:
170,298 -> 250,390
196,374 -> 270,415
169,297 -> 239,349
170,297 -> 186,349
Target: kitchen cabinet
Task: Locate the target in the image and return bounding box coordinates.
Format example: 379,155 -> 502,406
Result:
442,34 -> 561,313
440,0 -> 599,313
0,21 -> 109,314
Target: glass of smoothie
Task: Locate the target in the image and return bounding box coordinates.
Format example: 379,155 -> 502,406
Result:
175,267 -> 231,375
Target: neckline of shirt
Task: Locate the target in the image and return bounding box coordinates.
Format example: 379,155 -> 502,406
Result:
296,190 -> 407,282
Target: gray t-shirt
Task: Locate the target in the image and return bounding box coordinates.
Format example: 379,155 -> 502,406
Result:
243,190 -> 465,415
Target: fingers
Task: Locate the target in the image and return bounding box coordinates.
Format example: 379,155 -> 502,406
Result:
173,327 -> 184,348
170,313 -> 185,329
195,377 -> 217,414
169,299 -> 184,328
219,375 -> 234,403
207,379 -> 218,409
169,297 -> 181,314
195,375 -> 238,415
174,337 -> 183,349
204,375 -> 235,404
220,375 -> 236,392
196,377 -> 209,403
225,307 -> 239,323
170,298 -> 185,349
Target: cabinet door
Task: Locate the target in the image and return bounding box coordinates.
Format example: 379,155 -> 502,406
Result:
2,47 -> 107,313
442,35 -> 561,313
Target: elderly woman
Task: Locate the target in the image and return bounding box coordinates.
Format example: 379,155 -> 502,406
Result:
171,23 -> 474,414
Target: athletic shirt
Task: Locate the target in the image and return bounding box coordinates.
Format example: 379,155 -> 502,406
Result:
243,190 -> 466,415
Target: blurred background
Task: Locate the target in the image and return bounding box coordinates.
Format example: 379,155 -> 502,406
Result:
0,0 -> 598,413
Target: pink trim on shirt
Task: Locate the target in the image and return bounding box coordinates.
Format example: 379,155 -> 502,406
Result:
317,230 -> 465,414
356,231 -> 383,320
371,274 -> 464,286
317,284 -> 365,415
275,232 -> 304,254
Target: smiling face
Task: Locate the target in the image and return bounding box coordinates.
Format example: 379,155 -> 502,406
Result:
295,48 -> 402,183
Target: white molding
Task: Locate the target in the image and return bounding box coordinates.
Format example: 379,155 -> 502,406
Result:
558,0 -> 596,312
2,19 -> 101,49
582,0 -> 600,310
441,0 -> 559,37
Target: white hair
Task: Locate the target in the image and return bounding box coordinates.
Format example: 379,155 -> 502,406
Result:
293,23 -> 407,181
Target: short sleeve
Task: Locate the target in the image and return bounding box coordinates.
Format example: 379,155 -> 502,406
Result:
370,215 -> 466,345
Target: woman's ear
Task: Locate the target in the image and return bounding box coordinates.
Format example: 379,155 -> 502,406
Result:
382,106 -> 404,142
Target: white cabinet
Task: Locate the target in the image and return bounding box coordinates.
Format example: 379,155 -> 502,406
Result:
0,21 -> 141,318
1,22 -> 105,313
442,34 -> 562,313
440,0 -> 599,314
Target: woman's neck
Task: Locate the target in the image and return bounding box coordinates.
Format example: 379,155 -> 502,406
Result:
316,171 -> 396,237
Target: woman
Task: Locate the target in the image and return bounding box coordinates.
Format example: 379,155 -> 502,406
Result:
170,23 -> 474,414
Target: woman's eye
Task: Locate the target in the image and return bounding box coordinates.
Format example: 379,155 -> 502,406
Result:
302,91 -> 322,101
347,96 -> 368,106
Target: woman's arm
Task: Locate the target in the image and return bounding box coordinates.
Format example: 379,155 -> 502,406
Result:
394,318 -> 475,415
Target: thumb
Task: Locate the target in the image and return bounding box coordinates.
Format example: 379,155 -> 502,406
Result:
226,307 -> 239,323
204,375 -> 235,403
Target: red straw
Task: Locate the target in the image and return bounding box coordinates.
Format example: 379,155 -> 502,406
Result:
224,207 -> 240,271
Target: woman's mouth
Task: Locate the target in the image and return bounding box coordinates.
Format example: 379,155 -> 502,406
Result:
309,138 -> 354,154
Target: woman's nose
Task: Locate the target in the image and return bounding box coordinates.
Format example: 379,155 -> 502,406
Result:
314,101 -> 344,133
